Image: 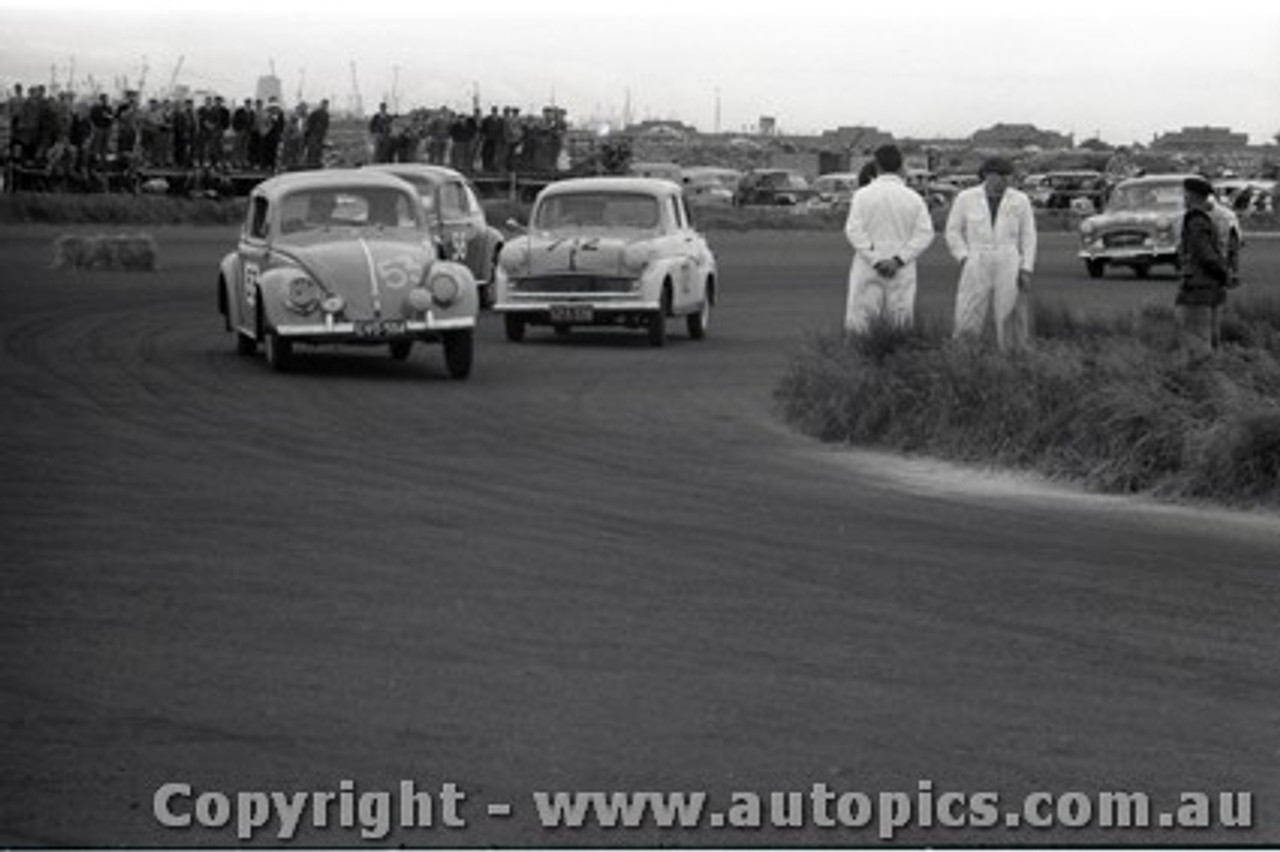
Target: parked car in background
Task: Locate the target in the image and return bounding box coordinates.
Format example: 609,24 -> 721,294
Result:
493,177 -> 717,347
1078,174 -> 1241,280
736,168 -> 814,206
217,170 -> 478,377
680,166 -> 741,208
629,161 -> 683,184
1041,170 -> 1106,212
1213,177 -> 1276,216
808,172 -> 861,212
363,163 -> 504,307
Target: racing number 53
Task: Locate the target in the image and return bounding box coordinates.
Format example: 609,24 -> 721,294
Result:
243,262 -> 260,308
377,255 -> 425,290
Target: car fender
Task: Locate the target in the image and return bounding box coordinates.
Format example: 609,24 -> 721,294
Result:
639,255 -> 685,302
478,225 -> 503,284
426,260 -> 480,320
219,251 -> 245,327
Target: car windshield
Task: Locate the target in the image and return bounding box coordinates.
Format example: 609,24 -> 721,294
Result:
534,192 -> 662,231
278,187 -> 421,236
1106,183 -> 1184,212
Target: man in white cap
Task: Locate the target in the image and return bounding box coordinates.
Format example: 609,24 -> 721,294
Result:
842,144 -> 935,334
945,156 -> 1037,350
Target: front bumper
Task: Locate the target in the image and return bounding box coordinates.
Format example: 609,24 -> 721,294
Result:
1078,247 -> 1177,264
276,314 -> 474,343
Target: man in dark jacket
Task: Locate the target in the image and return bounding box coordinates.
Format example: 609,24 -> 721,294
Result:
1176,176 -> 1231,356
303,98 -> 329,169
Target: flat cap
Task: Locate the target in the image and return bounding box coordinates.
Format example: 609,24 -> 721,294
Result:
1183,175 -> 1214,197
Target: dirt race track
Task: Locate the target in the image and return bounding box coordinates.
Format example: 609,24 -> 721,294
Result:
2,226 -> 1279,846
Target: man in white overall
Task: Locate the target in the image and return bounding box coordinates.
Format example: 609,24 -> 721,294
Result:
945,157 -> 1038,350
842,145 -> 935,334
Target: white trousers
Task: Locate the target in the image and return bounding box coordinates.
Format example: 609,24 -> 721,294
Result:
953,249 -> 1026,350
844,257 -> 918,334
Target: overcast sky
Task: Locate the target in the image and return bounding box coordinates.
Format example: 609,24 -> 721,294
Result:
2,0 -> 1277,145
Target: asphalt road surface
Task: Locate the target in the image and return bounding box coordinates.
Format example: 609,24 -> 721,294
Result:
2,226 -> 1278,846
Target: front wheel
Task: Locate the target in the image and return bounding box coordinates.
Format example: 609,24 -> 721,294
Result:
443,329 -> 473,379
263,330 -> 292,372
1085,259 -> 1105,279
235,331 -> 257,356
504,314 -> 525,343
687,293 -> 711,340
648,285 -> 670,348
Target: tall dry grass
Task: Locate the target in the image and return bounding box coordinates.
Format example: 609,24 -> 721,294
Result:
776,297 -> 1280,506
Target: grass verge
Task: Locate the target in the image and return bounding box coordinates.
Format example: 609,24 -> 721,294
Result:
775,297 -> 1280,507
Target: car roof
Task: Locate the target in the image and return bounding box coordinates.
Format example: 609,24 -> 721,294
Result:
539,176 -> 683,197
362,163 -> 469,183
1116,173 -> 1203,188
252,168 -> 416,199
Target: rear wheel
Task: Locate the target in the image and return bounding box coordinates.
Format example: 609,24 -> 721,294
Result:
235,332 -> 257,356
263,330 -> 292,372
443,329 -> 473,379
1085,259 -> 1105,279
389,340 -> 413,361
504,314 -> 525,343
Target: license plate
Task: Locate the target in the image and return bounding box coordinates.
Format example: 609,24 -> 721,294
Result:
549,304 -> 593,323
353,319 -> 406,338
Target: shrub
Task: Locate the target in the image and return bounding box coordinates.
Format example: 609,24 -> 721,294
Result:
776,301 -> 1280,507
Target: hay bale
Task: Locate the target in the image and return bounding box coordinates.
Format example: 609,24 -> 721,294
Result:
53,233 -> 158,271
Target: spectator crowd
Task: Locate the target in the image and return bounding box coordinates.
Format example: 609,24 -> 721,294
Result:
4,82 -> 333,191
4,78 -> 573,193
365,102 -> 568,175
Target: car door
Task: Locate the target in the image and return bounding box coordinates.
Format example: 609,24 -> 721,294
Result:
668,194 -> 700,311
436,179 -> 482,273
237,195 -> 272,332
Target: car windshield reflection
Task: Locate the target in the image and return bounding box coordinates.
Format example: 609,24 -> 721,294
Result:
1106,184 -> 1184,213
278,187 -> 422,236
534,193 -> 661,231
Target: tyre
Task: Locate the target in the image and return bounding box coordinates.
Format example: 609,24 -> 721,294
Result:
389,340 -> 413,361
443,329 -> 473,379
504,314 -> 525,343
687,289 -> 711,340
235,331 -> 257,356
1086,259 -> 1105,279
647,296 -> 669,348
263,330 -> 292,372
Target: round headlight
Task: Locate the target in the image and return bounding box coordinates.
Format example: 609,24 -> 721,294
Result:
430,271 -> 460,306
1079,221 -> 1094,236
287,276 -> 320,311
499,240 -> 529,273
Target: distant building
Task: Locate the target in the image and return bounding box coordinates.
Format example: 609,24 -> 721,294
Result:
255,74 -> 282,104
971,122 -> 1072,150
623,119 -> 697,139
758,116 -> 777,136
1151,126 -> 1249,151
819,125 -> 895,154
